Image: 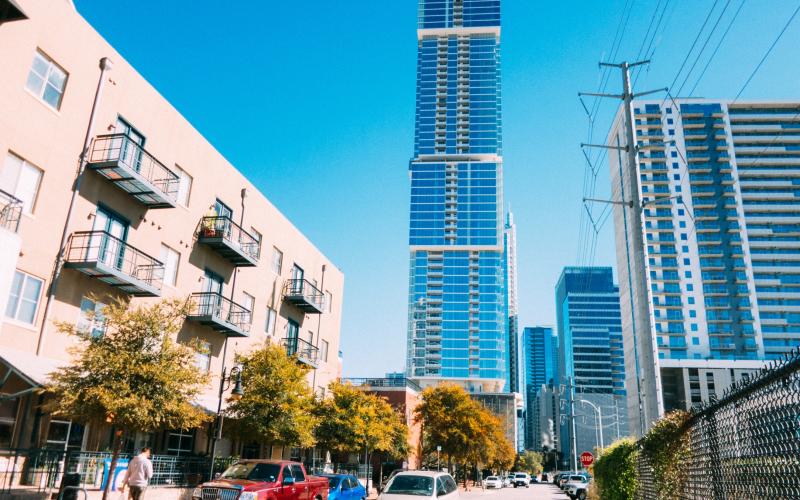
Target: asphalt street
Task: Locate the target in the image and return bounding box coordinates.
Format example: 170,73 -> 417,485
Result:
460,483 -> 569,500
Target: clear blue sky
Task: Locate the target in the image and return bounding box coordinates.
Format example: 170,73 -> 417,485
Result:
75,0 -> 800,377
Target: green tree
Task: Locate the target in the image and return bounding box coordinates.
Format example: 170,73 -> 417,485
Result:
225,343 -> 318,447
515,450 -> 544,476
592,437 -> 638,500
641,410 -> 691,499
44,297 -> 211,500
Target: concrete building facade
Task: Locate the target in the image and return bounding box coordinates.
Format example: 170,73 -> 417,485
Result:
0,0 -> 343,457
608,100 -> 794,434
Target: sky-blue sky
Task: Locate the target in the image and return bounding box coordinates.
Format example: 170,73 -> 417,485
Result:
75,0 -> 800,377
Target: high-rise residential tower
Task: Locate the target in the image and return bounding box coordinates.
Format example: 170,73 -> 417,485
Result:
406,0 -> 506,392
522,326 -> 557,450
505,211 -> 519,392
609,100 -> 798,435
556,267 -> 628,463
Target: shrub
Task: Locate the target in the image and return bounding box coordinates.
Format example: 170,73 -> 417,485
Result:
640,410 -> 691,499
592,437 -> 638,500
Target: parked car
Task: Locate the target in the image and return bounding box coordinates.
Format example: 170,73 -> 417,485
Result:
561,474 -> 588,491
192,460 -> 329,500
484,476 -> 503,489
512,472 -> 530,488
541,473 -> 549,483
553,472 -> 568,485
321,474 -> 367,500
503,475 -> 514,488
558,472 -> 576,489
378,471 -> 459,500
565,475 -> 590,499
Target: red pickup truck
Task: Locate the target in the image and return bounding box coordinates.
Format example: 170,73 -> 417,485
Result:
192,460 -> 329,500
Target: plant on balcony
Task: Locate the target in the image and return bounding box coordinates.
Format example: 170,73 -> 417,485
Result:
43,297 -> 211,500
200,206 -> 219,237
225,344 -> 318,447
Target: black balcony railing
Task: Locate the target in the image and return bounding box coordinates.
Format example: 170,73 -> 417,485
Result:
0,190 -> 21,233
63,230 -> 164,296
283,337 -> 319,367
283,278 -> 325,314
187,292 -> 251,337
87,133 -> 179,208
197,216 -> 260,266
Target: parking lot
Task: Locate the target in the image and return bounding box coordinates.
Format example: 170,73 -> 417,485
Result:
461,483 -> 569,500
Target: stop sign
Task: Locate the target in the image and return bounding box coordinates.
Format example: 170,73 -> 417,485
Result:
580,451 -> 594,467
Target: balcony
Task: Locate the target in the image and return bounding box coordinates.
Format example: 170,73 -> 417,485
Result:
186,292 -> 251,337
283,337 -> 319,368
86,134 -> 179,209
63,231 -> 164,297
283,279 -> 325,314
0,190 -> 21,233
197,216 -> 260,266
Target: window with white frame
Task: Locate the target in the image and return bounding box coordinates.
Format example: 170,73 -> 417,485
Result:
173,165 -> 193,207
242,292 -> 255,326
1,153 -> 43,215
166,429 -> 194,456
265,307 -> 277,336
271,247 -> 283,275
195,341 -> 211,373
159,244 -> 180,287
325,290 -> 332,313
320,339 -> 329,363
5,270 -> 43,324
78,297 -> 106,338
25,50 -> 68,110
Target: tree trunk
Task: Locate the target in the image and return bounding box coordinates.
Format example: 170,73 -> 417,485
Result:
102,429 -> 125,500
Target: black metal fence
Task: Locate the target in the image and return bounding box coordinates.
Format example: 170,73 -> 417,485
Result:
0,449 -> 236,493
636,349 -> 800,499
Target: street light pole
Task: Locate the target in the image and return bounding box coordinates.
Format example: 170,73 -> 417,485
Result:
208,364 -> 244,479
436,445 -> 441,471
579,400 -> 604,457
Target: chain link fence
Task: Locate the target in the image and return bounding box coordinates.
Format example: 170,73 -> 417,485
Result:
636,349 -> 800,499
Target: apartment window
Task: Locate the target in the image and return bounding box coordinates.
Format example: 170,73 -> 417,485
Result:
78,297 -> 106,338
159,244 -> 180,287
195,341 -> 211,373
325,290 -> 333,313
320,339 -> 329,363
174,165 -> 193,207
166,430 -> 194,456
25,50 -> 68,110
271,247 -> 283,275
241,292 -> 255,320
265,307 -> 277,336
1,153 -> 43,215
5,270 -> 43,325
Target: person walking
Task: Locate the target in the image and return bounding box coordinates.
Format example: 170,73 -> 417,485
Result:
121,447 -> 153,500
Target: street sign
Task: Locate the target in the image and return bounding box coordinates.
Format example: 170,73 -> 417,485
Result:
580,451 -> 594,467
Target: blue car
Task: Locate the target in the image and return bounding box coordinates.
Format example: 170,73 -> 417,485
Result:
320,474 -> 367,500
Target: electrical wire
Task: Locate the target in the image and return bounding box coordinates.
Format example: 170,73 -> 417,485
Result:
688,0 -> 747,96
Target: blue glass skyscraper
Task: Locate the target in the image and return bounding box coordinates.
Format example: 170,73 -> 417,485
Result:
522,326 -> 558,450
407,0 -> 506,391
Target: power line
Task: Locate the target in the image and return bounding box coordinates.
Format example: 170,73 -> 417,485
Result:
666,0 -> 721,99
673,0 -> 733,98
733,2 -> 800,102
688,0 -> 747,96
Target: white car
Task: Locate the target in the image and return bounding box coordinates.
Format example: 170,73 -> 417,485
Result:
512,472 -> 530,488
565,475 -> 590,500
503,476 -> 514,488
484,476 -> 503,489
379,471 -> 459,500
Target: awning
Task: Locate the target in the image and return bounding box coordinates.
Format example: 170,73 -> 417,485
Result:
0,0 -> 27,25
0,346 -> 65,399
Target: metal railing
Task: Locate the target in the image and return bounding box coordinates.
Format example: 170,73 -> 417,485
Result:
636,348 -> 800,499
0,449 -> 238,493
283,337 -> 319,365
0,190 -> 22,233
342,377 -> 422,391
190,292 -> 252,333
88,134 -> 179,201
64,231 -> 165,290
199,215 -> 261,261
284,278 -> 325,310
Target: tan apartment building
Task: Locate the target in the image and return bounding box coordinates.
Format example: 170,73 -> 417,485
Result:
0,0 -> 344,458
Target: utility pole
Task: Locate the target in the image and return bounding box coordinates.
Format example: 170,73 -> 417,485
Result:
578,61 -> 667,438
568,377 -> 578,472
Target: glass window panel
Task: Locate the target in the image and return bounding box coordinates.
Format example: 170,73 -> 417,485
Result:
4,271 -> 23,319
265,307 -> 276,336
271,247 -> 283,274
159,244 -> 180,286
26,50 -> 67,110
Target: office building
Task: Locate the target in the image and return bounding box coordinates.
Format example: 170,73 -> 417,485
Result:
406,0 -> 507,392
471,392 -> 524,452
0,0 -> 343,457
556,267 -> 628,462
521,326 -> 557,450
609,100 -> 795,434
